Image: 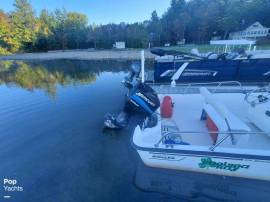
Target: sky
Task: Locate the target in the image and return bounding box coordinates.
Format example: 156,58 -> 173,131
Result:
1,0 -> 171,24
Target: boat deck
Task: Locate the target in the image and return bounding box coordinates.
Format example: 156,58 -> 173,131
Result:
165,93 -> 270,150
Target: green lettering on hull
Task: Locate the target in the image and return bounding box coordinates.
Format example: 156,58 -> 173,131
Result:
199,157 -> 250,171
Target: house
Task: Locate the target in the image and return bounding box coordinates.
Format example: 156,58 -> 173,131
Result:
229,22 -> 270,41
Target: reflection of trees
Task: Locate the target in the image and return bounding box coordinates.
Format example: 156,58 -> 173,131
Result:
0,61 -> 95,97
0,60 -> 153,98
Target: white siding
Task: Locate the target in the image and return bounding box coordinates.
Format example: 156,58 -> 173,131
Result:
229,22 -> 270,40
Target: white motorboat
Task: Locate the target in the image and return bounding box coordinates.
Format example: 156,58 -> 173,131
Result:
132,83 -> 270,181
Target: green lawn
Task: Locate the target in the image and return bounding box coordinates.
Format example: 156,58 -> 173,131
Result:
161,44 -> 270,53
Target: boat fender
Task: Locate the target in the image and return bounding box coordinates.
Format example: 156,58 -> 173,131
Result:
161,96 -> 173,118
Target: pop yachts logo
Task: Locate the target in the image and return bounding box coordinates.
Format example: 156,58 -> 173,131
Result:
3,178 -> 23,192
199,157 -> 250,172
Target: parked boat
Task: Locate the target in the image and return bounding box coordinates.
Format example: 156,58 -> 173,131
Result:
105,52 -> 270,181
132,83 -> 270,181
150,48 -> 270,83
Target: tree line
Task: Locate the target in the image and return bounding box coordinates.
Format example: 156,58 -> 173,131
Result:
0,0 -> 270,54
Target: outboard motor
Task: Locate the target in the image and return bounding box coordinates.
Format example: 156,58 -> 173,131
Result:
122,63 -> 141,89
104,63 -> 160,129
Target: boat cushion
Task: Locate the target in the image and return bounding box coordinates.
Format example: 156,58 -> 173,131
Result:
206,114 -> 219,144
204,104 -> 228,131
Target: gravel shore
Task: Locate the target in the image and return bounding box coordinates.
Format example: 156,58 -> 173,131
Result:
0,49 -> 155,60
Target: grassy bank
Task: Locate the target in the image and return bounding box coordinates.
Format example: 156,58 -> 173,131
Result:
161,44 -> 270,53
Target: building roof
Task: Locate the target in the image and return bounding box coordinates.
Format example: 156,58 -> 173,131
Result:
245,22 -> 269,30
232,22 -> 269,33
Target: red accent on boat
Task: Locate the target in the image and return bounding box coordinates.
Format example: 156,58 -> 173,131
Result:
161,96 -> 173,118
206,115 -> 218,144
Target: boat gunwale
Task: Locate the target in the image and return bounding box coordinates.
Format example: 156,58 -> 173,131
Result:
131,139 -> 270,161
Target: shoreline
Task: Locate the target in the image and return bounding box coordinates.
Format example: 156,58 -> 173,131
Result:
0,49 -> 155,61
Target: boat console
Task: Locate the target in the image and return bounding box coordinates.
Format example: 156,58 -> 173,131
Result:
245,87 -> 270,134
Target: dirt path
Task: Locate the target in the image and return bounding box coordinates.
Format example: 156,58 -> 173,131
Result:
0,49 -> 155,60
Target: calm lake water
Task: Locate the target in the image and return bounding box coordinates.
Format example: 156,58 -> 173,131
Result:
0,60 -> 269,202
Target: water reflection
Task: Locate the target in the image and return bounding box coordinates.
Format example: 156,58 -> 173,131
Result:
135,161 -> 270,202
0,59 -> 162,202
0,60 -> 152,98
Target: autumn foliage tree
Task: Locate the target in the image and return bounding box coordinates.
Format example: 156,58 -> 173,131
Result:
0,0 -> 270,54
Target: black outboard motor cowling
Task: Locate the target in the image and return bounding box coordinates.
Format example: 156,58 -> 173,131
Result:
125,82 -> 160,115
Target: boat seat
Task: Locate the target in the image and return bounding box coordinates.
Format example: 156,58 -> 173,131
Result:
200,87 -> 251,145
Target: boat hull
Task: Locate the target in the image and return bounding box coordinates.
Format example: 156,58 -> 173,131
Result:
154,58 -> 270,82
136,149 -> 270,181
